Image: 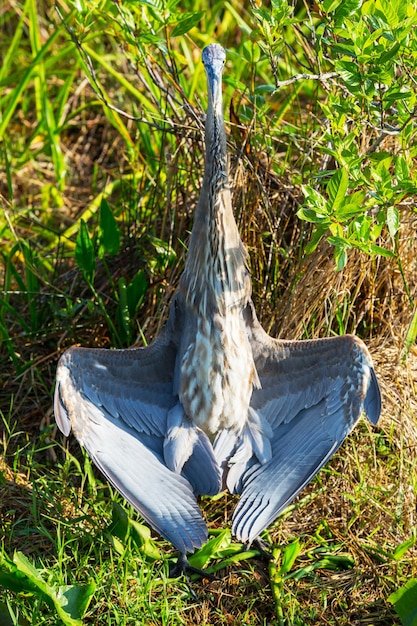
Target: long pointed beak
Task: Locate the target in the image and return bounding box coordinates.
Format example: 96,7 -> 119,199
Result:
206,66 -> 222,108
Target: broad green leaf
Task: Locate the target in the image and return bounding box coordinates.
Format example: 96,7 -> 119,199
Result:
327,168 -> 349,212
129,519 -> 162,561
386,205 -> 400,237
304,224 -> 328,255
126,270 -> 147,317
388,579 -> 417,626
336,60 -> 363,90
56,582 -> 96,622
252,7 -> 273,23
98,198 -> 120,258
355,215 -> 373,241
12,552 -> 50,594
322,0 -> 342,12
392,536 -> 416,561
365,243 -> 395,257
334,245 -> 348,271
6,552 -> 95,626
148,236 -> 176,271
362,28 -> 385,53
171,12 -> 204,36
109,501 -> 130,542
329,222 -> 343,237
335,202 -> 366,220
188,529 -> 232,570
0,553 -> 39,594
108,503 -> 161,560
395,155 -> 410,182
300,185 -> 327,212
334,0 -> 361,21
75,219 -> 95,280
281,540 -> 302,574
378,42 -> 401,65
254,84 -> 276,94
297,207 -> 330,224
116,270 -> 148,344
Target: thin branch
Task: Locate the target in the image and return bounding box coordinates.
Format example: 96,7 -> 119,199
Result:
55,5 -> 198,135
366,109 -> 417,154
274,71 -> 338,90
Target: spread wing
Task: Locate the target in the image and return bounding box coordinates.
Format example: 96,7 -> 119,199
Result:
232,313 -> 381,543
54,327 -> 216,554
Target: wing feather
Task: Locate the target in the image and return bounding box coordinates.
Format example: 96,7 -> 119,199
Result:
54,330 -> 210,553
232,317 -> 381,544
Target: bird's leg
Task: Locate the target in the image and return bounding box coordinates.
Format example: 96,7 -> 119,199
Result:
246,538 -> 274,561
169,553 -> 220,581
168,553 -> 221,600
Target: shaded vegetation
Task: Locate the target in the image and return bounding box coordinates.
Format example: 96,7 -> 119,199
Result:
1,0 -> 416,623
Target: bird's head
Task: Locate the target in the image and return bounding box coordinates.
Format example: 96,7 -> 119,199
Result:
202,44 -> 226,113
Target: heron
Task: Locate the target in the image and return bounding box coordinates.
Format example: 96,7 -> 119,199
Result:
54,44 -> 381,572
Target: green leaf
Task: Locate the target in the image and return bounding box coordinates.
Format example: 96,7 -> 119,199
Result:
116,270 -> 148,345
392,536 -> 416,561
395,155 -> 410,182
365,243 -> 395,257
116,278 -> 130,344
388,579 -> 417,626
129,519 -> 161,561
281,540 -> 302,574
148,236 -> 176,271
334,244 -> 348,271
253,7 -> 273,23
55,582 -> 96,622
322,0 -> 342,12
0,552 -> 96,626
0,554 -> 39,595
109,501 -> 130,542
12,552 -> 51,595
300,185 -> 327,212
402,306 -> 417,362
98,198 -> 120,258
334,190 -> 366,220
297,207 -> 330,224
108,502 -> 161,560
327,168 -> 349,212
75,219 -> 95,280
254,84 -> 275,94
334,204 -> 362,220
126,270 -> 147,317
187,529 -> 232,570
329,222 -> 343,237
334,0 -> 362,23
0,601 -> 30,626
171,12 -> 204,36
378,41 -> 401,65
386,205 -> 400,237
304,224 -> 329,255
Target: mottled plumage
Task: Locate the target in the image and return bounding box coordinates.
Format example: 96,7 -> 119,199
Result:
54,44 -> 381,559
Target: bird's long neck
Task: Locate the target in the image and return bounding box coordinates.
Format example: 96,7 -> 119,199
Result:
181,87 -> 249,316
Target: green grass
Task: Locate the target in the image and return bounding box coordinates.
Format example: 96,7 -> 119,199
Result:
1,0 -> 417,623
